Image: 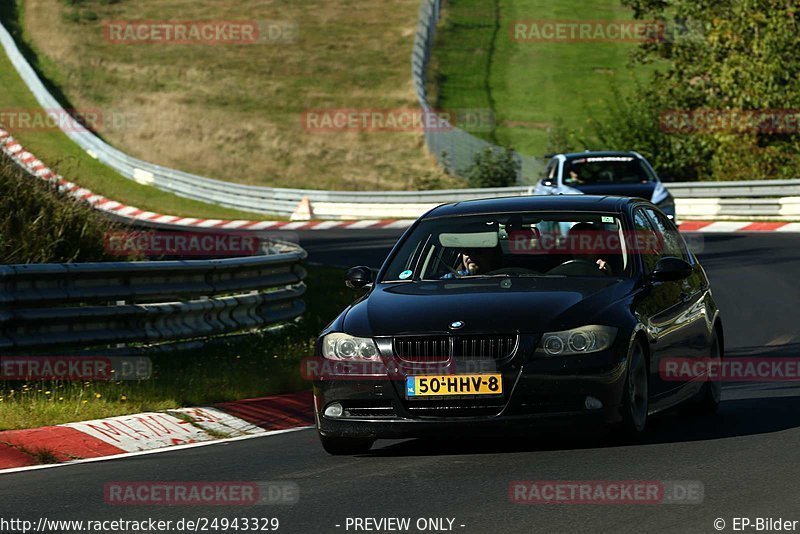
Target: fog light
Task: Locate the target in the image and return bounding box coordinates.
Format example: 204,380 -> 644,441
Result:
585,396 -> 603,410
324,402 -> 344,418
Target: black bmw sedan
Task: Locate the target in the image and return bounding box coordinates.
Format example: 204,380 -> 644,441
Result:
313,195 -> 723,455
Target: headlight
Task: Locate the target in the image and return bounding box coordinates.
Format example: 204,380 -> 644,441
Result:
656,198 -> 676,220
651,182 -> 670,205
537,326 -> 618,356
322,333 -> 380,361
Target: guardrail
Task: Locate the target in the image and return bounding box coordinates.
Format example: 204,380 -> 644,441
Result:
2,19 -> 800,221
0,248 -> 307,352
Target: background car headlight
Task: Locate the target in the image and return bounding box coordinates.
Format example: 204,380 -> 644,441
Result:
651,181 -> 670,205
537,325 -> 618,356
656,198 -> 676,220
322,333 -> 380,361
652,183 -> 676,219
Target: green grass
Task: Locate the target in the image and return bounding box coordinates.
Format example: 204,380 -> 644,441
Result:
3,0 -> 454,192
0,264 -> 353,430
0,156 -> 128,263
431,0 -> 660,159
0,2 -> 286,219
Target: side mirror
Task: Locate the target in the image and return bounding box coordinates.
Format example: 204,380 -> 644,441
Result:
345,266 -> 375,290
651,257 -> 692,282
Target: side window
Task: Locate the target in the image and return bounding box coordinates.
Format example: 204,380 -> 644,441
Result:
633,209 -> 660,274
644,208 -> 690,262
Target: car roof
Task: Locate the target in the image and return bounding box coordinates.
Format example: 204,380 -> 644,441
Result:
425,195 -> 638,218
560,151 -> 641,160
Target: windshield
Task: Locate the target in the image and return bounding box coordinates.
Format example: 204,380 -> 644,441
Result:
563,156 -> 653,185
382,212 -> 632,281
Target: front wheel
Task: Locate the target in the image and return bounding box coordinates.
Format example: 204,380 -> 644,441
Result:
319,434 -> 374,456
619,340 -> 649,438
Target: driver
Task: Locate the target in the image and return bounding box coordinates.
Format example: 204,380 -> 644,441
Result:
442,247 -> 501,278
567,223 -> 612,274
564,169 -> 584,185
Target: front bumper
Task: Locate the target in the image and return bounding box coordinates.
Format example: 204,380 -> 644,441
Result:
313,335 -> 630,439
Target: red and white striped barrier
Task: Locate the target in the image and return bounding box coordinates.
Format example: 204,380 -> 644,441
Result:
677,221 -> 800,232
2,127 -> 799,233
0,391 -> 314,471
0,128 -> 413,231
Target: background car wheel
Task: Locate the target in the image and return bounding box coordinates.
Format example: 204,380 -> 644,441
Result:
687,332 -> 722,415
620,340 -> 649,438
319,434 -> 375,455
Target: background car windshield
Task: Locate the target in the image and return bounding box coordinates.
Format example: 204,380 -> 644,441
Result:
382,212 -> 631,281
564,157 -> 652,185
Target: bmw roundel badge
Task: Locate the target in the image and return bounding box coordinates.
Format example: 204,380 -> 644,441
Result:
449,321 -> 465,330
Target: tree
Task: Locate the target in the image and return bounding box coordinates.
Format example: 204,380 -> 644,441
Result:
575,0 -> 800,181
464,147 -> 520,188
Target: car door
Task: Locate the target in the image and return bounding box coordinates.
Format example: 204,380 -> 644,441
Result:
632,207 -> 690,401
644,207 -> 711,395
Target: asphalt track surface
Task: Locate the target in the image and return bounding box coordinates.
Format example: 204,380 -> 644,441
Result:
3,231 -> 800,534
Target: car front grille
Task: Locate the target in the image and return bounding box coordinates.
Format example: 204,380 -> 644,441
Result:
454,335 -> 517,362
393,336 -> 451,363
393,335 -> 517,363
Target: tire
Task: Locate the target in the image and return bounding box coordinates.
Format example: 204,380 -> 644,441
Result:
319,434 -> 374,456
620,340 -> 649,438
687,332 -> 722,415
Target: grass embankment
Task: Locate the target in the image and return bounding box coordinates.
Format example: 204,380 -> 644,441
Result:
431,0 -> 658,159
0,2 -> 284,220
0,155 -> 355,430
0,156 -> 123,263
0,263 -> 352,430
7,0 -> 452,191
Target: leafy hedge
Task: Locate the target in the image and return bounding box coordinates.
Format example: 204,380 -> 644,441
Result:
549,0 -> 800,182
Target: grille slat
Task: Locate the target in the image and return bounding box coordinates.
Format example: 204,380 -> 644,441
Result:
394,335 -> 517,362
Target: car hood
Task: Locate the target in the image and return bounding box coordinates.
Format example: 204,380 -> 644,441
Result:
571,182 -> 656,200
341,277 -> 632,336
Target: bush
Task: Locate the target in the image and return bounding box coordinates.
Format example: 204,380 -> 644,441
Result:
579,0 -> 800,182
0,158 -> 125,263
464,147 -> 519,188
